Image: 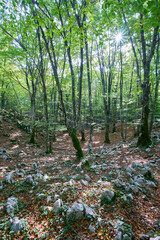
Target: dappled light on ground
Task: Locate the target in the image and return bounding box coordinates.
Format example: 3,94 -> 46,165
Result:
0,117 -> 160,239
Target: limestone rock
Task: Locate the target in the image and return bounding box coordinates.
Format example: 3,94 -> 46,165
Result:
40,206 -> 53,215
53,199 -> 63,214
83,203 -> 96,218
6,172 -> 14,184
37,193 -> 46,200
84,174 -> 91,182
25,175 -> 34,185
10,217 -> 23,233
115,232 -> 122,240
101,189 -> 115,201
123,234 -> 132,240
98,217 -> 103,226
15,168 -> 25,178
89,224 -> 95,233
131,162 -> 141,169
6,197 -> 18,214
66,202 -> 84,222
123,194 -> 134,202
54,194 -> 60,201
47,196 -> 52,203
141,167 -> 153,179
81,179 -> 88,186
112,179 -> 124,188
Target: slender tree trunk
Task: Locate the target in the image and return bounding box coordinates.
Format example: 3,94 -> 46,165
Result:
1,93 -> 5,109
52,88 -> 58,142
85,27 -> 93,154
29,97 -> 36,144
1,78 -> 5,109
150,36 -> 159,133
104,70 -> 112,143
137,77 -> 151,146
81,128 -> 85,141
112,97 -> 117,133
40,26 -> 83,159
137,21 -> 159,146
37,27 -> 50,153
120,42 -> 124,141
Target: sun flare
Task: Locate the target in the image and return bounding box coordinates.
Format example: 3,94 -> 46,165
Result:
115,32 -> 122,42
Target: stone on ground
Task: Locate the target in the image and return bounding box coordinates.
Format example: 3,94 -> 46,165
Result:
6,197 -> 18,214
66,202 -> 84,222
101,189 -> 115,201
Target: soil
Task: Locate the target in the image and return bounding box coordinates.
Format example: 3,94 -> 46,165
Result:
0,112 -> 160,240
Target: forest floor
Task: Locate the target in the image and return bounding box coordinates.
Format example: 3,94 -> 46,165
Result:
0,110 -> 160,240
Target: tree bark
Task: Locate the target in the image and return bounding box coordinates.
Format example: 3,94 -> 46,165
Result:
137,19 -> 159,146
150,35 -> 159,133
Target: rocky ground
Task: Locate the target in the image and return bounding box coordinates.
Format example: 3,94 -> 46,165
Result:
0,110 -> 160,240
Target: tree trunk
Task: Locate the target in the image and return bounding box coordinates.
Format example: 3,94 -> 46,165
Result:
150,36 -> 159,133
1,80 -> 5,109
137,20 -> 159,146
69,128 -> 84,159
81,129 -> 85,141
40,26 -> 84,158
84,18 -> 93,154
37,27 -> 50,153
137,78 -> 151,146
112,97 -> 117,133
120,42 -> 124,141
104,107 -> 110,143
29,97 -> 36,144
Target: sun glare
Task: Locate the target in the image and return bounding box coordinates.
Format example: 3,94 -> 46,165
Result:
115,32 -> 122,42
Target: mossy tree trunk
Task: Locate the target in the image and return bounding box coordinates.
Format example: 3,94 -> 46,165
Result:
70,129 -> 84,159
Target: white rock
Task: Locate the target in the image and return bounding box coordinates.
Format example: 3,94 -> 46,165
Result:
98,217 -> 103,226
89,224 -> 95,233
53,199 -> 63,213
6,197 -> 18,214
81,179 -> 88,186
66,202 -> 84,222
15,168 -> 24,178
115,232 -> 122,240
123,234 -> 132,240
25,175 -> 34,184
2,153 -> 8,161
146,181 -> 156,188
6,172 -> 14,184
83,203 -> 96,218
40,206 -> 53,215
84,174 -> 91,182
54,194 -> 60,201
37,193 -> 46,199
101,190 -> 115,201
10,217 -> 23,233
69,179 -> 75,186
33,162 -> 38,170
